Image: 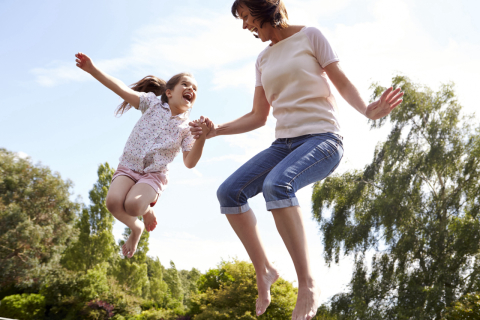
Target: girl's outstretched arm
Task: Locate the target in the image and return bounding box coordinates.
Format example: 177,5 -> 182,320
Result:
183,120 -> 211,169
75,52 -> 140,109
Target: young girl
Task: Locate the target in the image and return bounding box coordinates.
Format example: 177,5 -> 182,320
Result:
75,52 -> 210,258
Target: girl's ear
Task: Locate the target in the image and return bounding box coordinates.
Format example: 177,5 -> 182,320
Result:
165,89 -> 172,99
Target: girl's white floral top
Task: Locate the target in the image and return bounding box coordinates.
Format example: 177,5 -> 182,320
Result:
119,92 -> 195,174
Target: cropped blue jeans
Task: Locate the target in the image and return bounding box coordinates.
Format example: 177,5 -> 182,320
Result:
217,132 -> 343,214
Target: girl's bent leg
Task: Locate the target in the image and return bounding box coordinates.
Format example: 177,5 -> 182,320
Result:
125,183 -> 158,232
106,176 -> 145,258
271,206 -> 320,320
226,210 -> 280,316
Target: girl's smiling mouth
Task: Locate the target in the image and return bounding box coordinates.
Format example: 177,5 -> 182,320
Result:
183,92 -> 193,103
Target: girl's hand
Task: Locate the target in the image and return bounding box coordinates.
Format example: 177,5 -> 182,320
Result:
75,52 -> 96,74
365,87 -> 404,120
189,116 -> 216,139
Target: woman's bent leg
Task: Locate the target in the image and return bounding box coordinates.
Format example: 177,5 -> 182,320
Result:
272,207 -> 320,320
226,210 -> 280,316
218,142 -> 289,315
263,134 -> 343,320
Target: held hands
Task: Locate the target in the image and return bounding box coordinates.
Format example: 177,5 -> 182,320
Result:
75,52 -> 96,74
365,87 -> 404,120
189,116 -> 215,139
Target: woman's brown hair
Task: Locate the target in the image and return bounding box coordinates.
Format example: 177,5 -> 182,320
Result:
231,0 -> 289,33
115,72 -> 194,116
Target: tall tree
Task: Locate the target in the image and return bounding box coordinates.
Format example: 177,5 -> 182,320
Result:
115,225 -> 151,298
61,163 -> 118,272
312,76 -> 480,319
0,149 -> 80,291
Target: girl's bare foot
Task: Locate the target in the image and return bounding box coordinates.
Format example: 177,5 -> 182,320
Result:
122,220 -> 144,258
291,281 -> 321,320
256,265 -> 281,316
143,208 -> 157,232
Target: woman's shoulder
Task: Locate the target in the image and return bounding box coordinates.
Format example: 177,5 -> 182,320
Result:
303,26 -> 325,38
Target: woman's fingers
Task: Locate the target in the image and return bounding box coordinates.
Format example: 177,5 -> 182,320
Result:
390,99 -> 403,109
387,91 -> 404,104
380,87 -> 393,102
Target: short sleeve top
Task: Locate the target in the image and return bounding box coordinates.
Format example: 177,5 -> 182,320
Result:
119,92 -> 195,174
255,27 -> 341,139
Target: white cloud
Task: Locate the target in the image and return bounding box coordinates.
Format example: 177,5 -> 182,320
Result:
32,12 -> 266,87
15,151 -> 29,159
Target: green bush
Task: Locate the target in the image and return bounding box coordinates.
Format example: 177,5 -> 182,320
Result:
0,293 -> 46,320
444,293 -> 480,319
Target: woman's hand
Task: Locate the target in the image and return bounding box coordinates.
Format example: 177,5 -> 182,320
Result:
365,87 -> 404,120
190,116 -> 217,139
75,52 -> 96,74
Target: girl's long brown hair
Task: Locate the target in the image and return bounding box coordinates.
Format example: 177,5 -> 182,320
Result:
115,72 -> 194,116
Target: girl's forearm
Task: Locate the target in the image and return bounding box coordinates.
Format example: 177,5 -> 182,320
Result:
184,137 -> 206,168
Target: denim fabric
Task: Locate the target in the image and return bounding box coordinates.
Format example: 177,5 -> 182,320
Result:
217,132 -> 343,214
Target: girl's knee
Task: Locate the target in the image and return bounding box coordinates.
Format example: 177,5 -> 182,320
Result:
124,198 -> 146,217
106,194 -> 123,214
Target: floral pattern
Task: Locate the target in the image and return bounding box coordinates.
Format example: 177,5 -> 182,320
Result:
119,92 -> 195,174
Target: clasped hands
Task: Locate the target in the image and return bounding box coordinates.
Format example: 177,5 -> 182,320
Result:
189,116 -> 215,139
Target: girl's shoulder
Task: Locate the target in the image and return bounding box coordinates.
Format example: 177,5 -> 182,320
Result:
139,92 -> 163,113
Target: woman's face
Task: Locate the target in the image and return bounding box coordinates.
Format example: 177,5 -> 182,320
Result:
237,4 -> 269,42
167,76 -> 198,112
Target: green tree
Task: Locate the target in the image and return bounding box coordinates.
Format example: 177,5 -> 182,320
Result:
444,292 -> 480,319
312,76 -> 480,319
190,259 -> 297,320
0,149 -> 80,292
163,261 -> 185,306
145,256 -> 168,305
179,268 -> 201,306
115,225 -> 151,298
61,163 -> 118,272
0,293 -> 46,320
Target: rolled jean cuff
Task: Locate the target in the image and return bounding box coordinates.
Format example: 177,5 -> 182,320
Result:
220,203 -> 251,214
266,197 -> 299,211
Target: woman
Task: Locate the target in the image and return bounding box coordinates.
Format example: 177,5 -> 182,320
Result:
191,1 -> 403,319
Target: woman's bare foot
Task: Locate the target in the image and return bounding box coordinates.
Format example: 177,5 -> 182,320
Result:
256,265 -> 281,316
122,220 -> 144,258
143,208 -> 157,232
291,281 -> 321,320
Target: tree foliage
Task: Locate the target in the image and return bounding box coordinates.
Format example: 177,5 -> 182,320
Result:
190,260 -> 297,320
62,163 -> 117,272
0,149 -> 80,291
0,293 -> 46,320
312,76 -> 480,319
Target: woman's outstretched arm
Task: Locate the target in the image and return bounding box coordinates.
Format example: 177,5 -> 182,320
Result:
324,62 -> 404,120
75,52 -> 141,109
190,86 -> 271,139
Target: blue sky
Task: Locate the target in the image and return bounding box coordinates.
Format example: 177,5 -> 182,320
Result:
1,0 -> 479,302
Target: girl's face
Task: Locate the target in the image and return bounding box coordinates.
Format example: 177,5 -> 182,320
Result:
166,76 -> 198,112
237,4 -> 270,42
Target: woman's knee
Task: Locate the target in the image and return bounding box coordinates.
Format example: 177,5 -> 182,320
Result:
262,175 -> 291,201
217,181 -> 232,205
